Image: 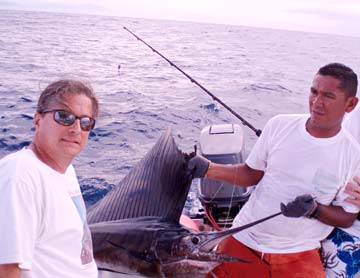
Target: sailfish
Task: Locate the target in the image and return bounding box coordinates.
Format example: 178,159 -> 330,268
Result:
87,128 -> 249,277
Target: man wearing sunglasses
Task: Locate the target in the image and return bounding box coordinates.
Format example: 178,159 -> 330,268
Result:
0,79 -> 99,278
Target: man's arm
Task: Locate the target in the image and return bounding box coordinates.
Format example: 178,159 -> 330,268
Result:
0,264 -> 20,278
315,204 -> 358,228
206,162 -> 264,186
281,195 -> 358,227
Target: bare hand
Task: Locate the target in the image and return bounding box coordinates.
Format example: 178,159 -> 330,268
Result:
344,176 -> 360,207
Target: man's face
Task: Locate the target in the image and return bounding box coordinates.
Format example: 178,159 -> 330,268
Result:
34,93 -> 94,162
308,74 -> 356,137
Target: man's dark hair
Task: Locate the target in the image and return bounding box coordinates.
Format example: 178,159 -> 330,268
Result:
318,63 -> 358,97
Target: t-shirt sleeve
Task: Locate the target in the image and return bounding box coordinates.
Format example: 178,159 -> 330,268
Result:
245,117 -> 276,171
0,178 -> 39,269
333,168 -> 360,214
343,105 -> 360,142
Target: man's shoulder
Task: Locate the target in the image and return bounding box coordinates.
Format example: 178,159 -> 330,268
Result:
1,148 -> 35,165
342,128 -> 360,152
269,113 -> 307,122
265,114 -> 307,131
0,148 -> 43,180
344,104 -> 360,126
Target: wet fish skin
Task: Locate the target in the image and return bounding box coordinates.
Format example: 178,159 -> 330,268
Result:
88,129 -> 248,277
90,217 -> 248,277
90,217 -> 187,277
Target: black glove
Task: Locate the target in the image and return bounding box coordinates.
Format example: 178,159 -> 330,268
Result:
187,155 -> 210,178
280,194 -> 317,218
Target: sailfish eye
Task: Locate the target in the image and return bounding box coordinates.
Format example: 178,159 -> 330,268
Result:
191,236 -> 200,244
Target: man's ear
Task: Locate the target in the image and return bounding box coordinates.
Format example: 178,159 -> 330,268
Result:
345,96 -> 358,113
34,112 -> 41,129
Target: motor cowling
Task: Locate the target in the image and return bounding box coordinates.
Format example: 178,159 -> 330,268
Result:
197,124 -> 253,227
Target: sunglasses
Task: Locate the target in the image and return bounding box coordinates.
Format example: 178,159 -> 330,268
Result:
39,109 -> 96,131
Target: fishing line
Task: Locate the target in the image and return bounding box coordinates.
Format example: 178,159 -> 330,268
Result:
224,164 -> 240,230
124,27 -> 262,137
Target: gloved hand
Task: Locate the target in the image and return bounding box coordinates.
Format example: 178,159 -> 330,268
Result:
187,155 -> 210,178
280,194 -> 317,218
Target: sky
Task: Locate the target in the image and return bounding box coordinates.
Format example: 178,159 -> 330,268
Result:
1,0 -> 360,37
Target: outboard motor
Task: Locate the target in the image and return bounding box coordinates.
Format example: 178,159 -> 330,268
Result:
198,124 -> 252,227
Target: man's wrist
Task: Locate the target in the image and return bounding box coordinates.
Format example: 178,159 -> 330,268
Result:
308,202 -> 321,219
312,203 -> 322,219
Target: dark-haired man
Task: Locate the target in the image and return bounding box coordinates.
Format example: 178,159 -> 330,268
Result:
189,63 -> 360,278
0,80 -> 99,278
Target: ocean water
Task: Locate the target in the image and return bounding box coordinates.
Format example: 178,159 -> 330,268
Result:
1,9 -> 360,212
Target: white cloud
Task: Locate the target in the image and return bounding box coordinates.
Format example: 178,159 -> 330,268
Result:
1,0 -> 360,37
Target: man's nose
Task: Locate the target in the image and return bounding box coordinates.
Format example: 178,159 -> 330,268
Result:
68,119 -> 82,133
312,94 -> 324,105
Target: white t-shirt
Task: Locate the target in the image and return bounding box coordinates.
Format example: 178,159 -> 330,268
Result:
344,104 -> 360,143
0,148 -> 98,278
342,105 -> 360,236
232,114 -> 360,253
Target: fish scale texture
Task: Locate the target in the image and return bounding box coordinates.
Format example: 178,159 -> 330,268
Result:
87,128 -> 192,224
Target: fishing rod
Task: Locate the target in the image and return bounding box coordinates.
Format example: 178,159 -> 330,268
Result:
124,27 -> 262,137
233,211 -> 282,232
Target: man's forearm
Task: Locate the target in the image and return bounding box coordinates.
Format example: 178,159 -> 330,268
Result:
206,163 -> 264,186
0,264 -> 20,278
315,204 -> 358,228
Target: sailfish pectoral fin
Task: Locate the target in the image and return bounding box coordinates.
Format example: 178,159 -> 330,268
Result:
185,250 -> 251,265
97,267 -> 132,275
204,252 -> 251,264
159,255 -> 250,278
160,260 -> 219,277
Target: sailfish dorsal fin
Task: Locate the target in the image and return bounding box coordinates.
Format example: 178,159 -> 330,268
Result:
87,128 -> 192,224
